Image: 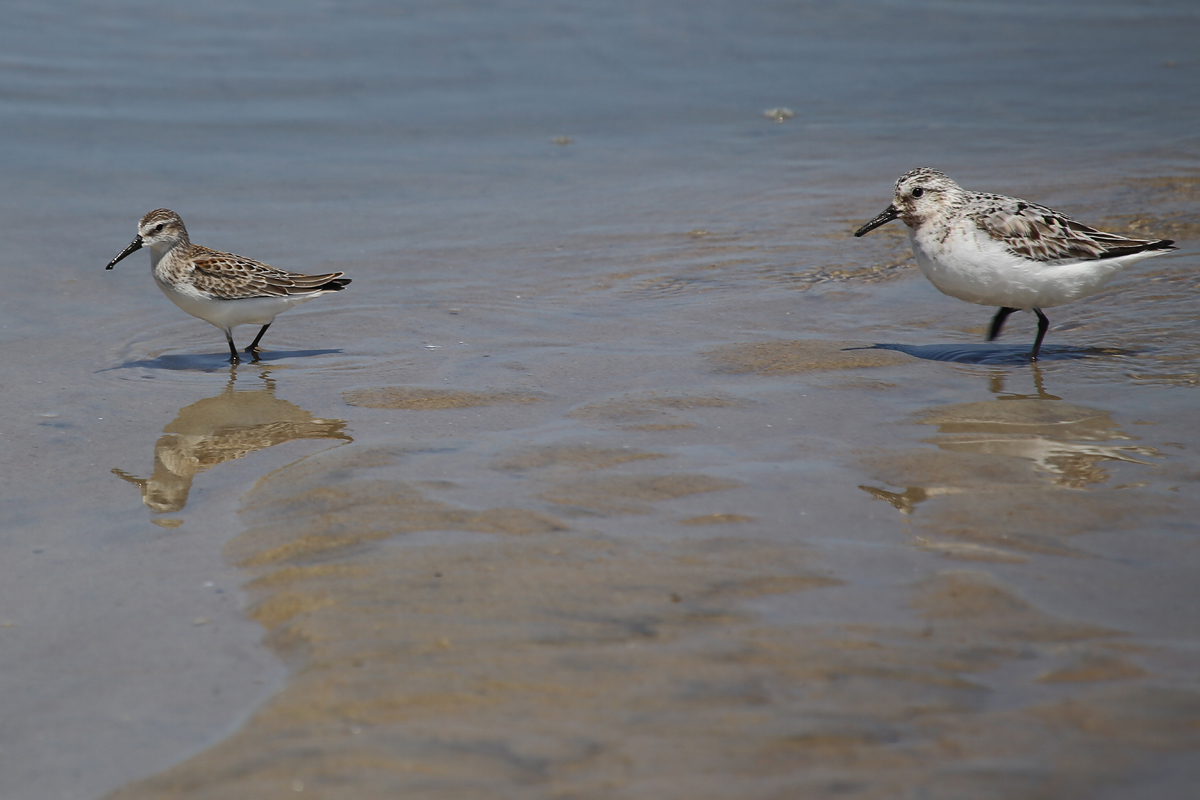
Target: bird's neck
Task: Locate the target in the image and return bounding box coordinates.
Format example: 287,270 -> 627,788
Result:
148,237 -> 189,271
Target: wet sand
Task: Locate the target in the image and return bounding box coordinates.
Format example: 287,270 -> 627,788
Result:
1,1 -> 1199,799
102,320 -> 1200,798
105,424 -> 1200,798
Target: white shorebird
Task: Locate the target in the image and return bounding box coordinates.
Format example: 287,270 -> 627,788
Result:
107,209 -> 350,363
854,168 -> 1176,360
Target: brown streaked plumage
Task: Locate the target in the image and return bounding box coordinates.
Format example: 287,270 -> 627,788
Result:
106,209 -> 350,363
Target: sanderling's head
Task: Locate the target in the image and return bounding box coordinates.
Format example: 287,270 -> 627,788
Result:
854,167 -> 964,237
106,208 -> 189,269
892,168 -> 964,227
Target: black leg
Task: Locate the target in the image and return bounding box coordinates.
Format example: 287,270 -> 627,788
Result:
245,323 -> 271,354
987,307 -> 1018,341
225,331 -> 241,364
1030,308 -> 1049,361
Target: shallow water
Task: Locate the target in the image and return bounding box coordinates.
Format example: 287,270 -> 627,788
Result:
1,1 -> 1199,798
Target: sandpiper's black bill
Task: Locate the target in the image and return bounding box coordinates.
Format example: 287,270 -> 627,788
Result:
853,204 -> 900,237
106,235 -> 143,269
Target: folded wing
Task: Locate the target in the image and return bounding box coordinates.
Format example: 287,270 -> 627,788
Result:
971,197 -> 1175,263
190,246 -> 349,299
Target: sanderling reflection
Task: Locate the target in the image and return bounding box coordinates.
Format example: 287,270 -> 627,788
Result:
854,168 -> 1176,360
107,209 -> 350,363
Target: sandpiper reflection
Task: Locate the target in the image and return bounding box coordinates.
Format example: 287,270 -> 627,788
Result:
113,369 -> 350,517
861,370 -> 1162,514
915,400 -> 1157,489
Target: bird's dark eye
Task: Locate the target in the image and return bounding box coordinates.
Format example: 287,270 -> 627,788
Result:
154,223 -> 164,232
911,187 -> 925,198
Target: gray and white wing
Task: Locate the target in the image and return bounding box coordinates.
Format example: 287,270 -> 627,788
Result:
969,196 -> 1174,263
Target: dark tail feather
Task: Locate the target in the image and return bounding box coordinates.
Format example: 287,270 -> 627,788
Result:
318,278 -> 351,292
1103,238 -> 1176,259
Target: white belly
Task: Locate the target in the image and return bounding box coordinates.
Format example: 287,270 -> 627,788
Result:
155,277 -> 316,331
910,229 -> 1150,310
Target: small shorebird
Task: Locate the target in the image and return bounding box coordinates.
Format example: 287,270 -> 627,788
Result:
106,209 -> 350,363
854,168 -> 1176,360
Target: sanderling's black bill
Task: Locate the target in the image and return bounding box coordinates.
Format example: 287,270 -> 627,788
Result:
854,205 -> 899,237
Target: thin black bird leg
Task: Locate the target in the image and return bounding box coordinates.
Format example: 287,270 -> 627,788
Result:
987,307 -> 1018,341
1030,308 -> 1050,361
225,331 -> 241,364
245,323 -> 271,354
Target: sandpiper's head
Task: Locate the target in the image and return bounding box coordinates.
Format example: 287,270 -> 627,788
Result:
137,208 -> 188,248
106,208 -> 189,269
854,167 -> 965,237
891,168 -> 965,226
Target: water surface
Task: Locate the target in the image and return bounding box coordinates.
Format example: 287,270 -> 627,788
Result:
1,1 -> 1198,798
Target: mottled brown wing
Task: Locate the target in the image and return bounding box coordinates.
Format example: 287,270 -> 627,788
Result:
191,249 -> 288,299
971,198 -> 1168,262
191,246 -> 346,298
